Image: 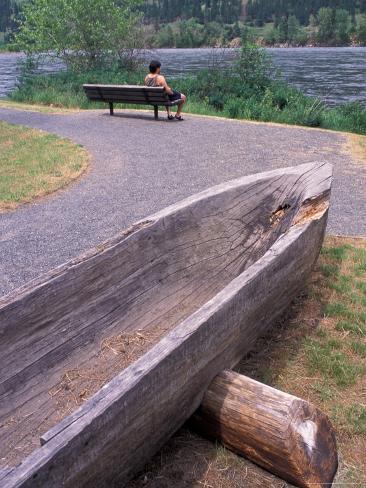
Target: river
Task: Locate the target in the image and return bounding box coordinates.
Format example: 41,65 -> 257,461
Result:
0,47 -> 365,106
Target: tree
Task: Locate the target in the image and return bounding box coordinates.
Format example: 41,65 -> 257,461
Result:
276,16 -> 288,43
157,23 -> 175,47
334,8 -> 350,44
316,7 -> 335,44
287,15 -> 307,45
14,0 -> 143,70
357,15 -> 366,44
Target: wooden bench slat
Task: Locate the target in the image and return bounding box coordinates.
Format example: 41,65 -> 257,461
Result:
82,84 -> 182,119
98,93 -> 168,100
94,97 -> 168,104
85,91 -> 169,101
84,84 -> 165,93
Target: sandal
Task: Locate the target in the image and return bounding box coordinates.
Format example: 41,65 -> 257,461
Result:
174,115 -> 184,121
167,114 -> 174,120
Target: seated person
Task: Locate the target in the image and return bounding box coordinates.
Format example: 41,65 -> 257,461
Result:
145,60 -> 187,121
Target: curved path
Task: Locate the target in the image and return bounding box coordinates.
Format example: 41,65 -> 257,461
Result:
0,107 -> 365,296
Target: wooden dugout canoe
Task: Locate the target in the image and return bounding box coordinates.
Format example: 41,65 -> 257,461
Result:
0,162 -> 332,488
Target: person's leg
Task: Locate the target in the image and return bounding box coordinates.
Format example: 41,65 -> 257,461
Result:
176,94 -> 186,117
166,106 -> 175,120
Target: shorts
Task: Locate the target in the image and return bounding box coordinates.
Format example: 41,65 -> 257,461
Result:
168,90 -> 182,102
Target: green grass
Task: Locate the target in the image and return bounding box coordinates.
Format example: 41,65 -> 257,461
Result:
333,404 -> 366,435
319,263 -> 339,278
351,341 -> 366,358
324,301 -> 354,318
356,280 -> 366,293
336,320 -> 366,336
0,121 -> 88,211
238,236 -> 366,485
311,381 -> 335,401
304,337 -> 364,387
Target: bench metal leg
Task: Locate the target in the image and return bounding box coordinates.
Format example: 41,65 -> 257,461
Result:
154,105 -> 158,120
109,102 -> 114,116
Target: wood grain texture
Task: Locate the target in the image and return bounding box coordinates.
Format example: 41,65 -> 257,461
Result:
191,370 -> 338,488
0,162 -> 333,488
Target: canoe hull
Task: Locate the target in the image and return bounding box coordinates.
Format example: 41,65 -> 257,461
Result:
0,163 -> 332,488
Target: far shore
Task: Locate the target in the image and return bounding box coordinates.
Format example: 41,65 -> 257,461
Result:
1,45 -> 366,56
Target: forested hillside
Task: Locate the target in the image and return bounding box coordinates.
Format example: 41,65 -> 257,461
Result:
143,0 -> 365,24
143,0 -> 244,24
0,0 -> 20,35
1,0 -> 366,49
246,0 -> 366,25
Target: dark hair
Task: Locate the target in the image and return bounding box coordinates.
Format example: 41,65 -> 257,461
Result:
149,60 -> 161,73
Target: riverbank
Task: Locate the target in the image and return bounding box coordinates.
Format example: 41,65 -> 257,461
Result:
0,42 -> 18,53
7,66 -> 366,135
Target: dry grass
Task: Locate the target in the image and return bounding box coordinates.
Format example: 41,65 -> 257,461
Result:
48,328 -> 167,419
347,133 -> 366,166
128,236 -> 366,488
0,121 -> 89,211
0,99 -> 80,114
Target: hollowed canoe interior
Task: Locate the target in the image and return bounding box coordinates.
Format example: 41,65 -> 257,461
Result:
0,171 -> 327,468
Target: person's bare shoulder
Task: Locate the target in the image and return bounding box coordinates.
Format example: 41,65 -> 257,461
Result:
156,75 -> 167,86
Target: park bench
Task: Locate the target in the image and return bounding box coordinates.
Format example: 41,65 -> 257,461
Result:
83,84 -> 183,120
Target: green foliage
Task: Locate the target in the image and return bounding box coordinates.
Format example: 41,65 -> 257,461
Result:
322,102 -> 366,134
317,7 -> 335,43
357,16 -> 366,44
315,7 -> 351,45
0,0 -> 21,42
175,19 -> 206,48
143,0 -> 242,24
335,8 -> 350,44
14,0 -> 143,71
152,19 -> 242,48
10,66 -> 145,108
246,0 -> 363,26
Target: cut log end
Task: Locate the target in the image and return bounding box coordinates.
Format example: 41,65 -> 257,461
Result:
191,370 -> 338,488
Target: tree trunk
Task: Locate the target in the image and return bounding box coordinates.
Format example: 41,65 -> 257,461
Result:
192,370 -> 338,488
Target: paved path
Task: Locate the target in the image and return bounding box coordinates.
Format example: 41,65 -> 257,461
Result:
1,108 -> 365,296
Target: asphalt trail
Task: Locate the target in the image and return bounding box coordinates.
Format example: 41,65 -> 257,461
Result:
1,108 -> 365,296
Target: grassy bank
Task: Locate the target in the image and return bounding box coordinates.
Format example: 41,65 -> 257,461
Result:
8,62 -> 366,135
128,236 -> 366,487
0,121 -> 88,211
0,40 -> 18,52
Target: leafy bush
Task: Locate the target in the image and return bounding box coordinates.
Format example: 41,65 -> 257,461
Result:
11,67 -> 145,108
14,0 -> 144,71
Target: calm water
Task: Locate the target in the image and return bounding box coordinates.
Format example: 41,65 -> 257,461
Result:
0,47 -> 365,106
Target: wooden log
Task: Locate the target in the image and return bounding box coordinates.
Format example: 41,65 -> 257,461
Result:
0,163 -> 333,488
191,370 -> 338,488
